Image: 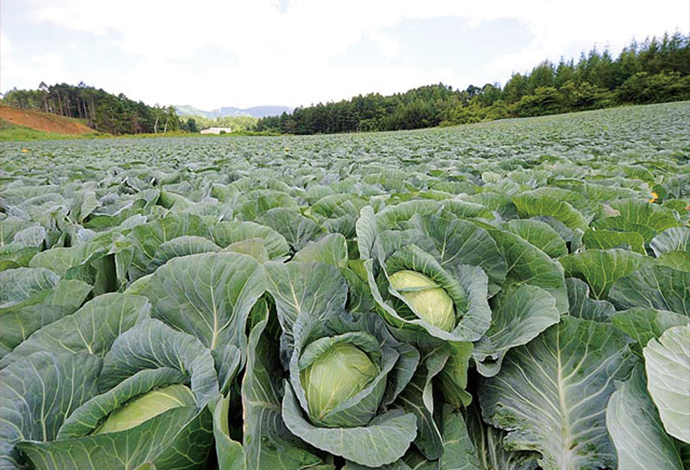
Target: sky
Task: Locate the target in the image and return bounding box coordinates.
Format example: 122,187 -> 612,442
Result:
1,0 -> 688,110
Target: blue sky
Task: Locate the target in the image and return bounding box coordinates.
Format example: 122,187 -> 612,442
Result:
2,0 -> 688,109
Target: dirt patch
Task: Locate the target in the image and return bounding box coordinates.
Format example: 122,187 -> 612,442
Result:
0,105 -> 94,135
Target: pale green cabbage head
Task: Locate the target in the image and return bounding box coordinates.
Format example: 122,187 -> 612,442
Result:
300,342 -> 379,427
388,270 -> 455,331
94,384 -> 196,434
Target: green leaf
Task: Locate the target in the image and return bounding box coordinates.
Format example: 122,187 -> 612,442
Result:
283,385 -> 417,468
559,249 -> 646,299
293,233 -> 349,269
607,364 -> 688,470
18,407 -> 214,470
209,394 -> 246,470
582,228 -> 646,254
465,403 -> 539,470
128,214 -> 210,280
479,316 -> 637,470
100,319 -> 220,407
609,198 -> 682,234
473,285 -> 560,377
149,235 -> 220,271
644,325 -> 690,443
611,308 -> 688,353
512,191 -> 588,231
650,227 -> 690,256
502,219 -> 568,259
609,264 -> 689,316
241,305 -> 326,469
406,214 -> 507,288
0,267 -> 59,308
486,228 -> 568,313
2,293 -> 150,367
210,220 -> 289,260
565,278 -> 615,321
265,261 -> 348,337
0,279 -> 92,358
146,252 -> 265,351
1,353 -> 102,469
439,406 -> 482,470
257,208 -> 323,251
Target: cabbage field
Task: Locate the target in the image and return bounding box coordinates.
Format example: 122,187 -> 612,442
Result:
1,101 -> 689,470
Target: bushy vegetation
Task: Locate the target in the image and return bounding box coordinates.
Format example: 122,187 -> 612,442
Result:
1,102 -> 688,469
256,32 -> 690,134
2,82 -> 180,135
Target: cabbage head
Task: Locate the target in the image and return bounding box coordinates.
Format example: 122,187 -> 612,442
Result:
388,270 -> 455,331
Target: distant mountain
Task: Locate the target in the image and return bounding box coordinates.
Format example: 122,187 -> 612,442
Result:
176,105 -> 293,119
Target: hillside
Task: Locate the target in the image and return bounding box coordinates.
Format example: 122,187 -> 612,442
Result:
0,104 -> 94,135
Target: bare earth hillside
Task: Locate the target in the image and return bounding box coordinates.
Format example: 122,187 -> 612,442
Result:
0,104 -> 94,135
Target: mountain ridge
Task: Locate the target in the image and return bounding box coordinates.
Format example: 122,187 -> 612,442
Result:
176,104 -> 293,119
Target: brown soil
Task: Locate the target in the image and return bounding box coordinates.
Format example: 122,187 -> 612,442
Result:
0,104 -> 95,135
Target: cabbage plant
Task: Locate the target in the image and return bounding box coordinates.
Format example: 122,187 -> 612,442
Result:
264,260 -> 420,467
283,313 -> 420,467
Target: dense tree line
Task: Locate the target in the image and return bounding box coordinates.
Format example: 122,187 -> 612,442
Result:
2,82 -> 180,135
256,32 -> 690,134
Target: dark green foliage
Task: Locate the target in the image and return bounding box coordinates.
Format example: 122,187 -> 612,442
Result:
257,32 -> 690,134
2,82 -> 180,135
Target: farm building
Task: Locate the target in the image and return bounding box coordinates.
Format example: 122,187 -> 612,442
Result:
200,127 -> 232,134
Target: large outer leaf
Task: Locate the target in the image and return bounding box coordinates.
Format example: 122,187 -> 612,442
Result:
149,235 -> 220,272
582,228 -> 646,254
609,198 -> 683,234
606,364 -> 688,470
100,319 -> 220,407
479,316 -> 636,470
465,404 -> 539,470
0,267 -> 59,308
485,228 -> 568,313
0,279 -> 92,359
565,278 -> 615,322
650,227 -> 689,257
209,394 -> 246,470
609,264 -> 689,316
210,220 -> 290,260
2,293 -> 150,367
512,191 -> 588,231
439,406 -> 482,470
1,353 -> 102,469
644,325 -> 690,443
283,385 -> 417,468
240,304 -> 326,469
128,214 -> 210,280
502,219 -> 567,259
292,233 -> 349,269
473,285 -> 560,377
406,214 -> 507,289
146,252 -> 265,351
256,208 -> 323,251
18,407 -> 213,470
265,261 -> 348,336
59,368 -> 187,438
559,248 -> 646,300
611,307 -> 688,354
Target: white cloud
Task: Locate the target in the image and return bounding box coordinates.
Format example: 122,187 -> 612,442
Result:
13,0 -> 690,107
1,34 -> 73,91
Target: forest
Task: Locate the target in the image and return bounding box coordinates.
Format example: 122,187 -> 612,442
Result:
1,82 -> 183,135
255,32 -> 690,134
